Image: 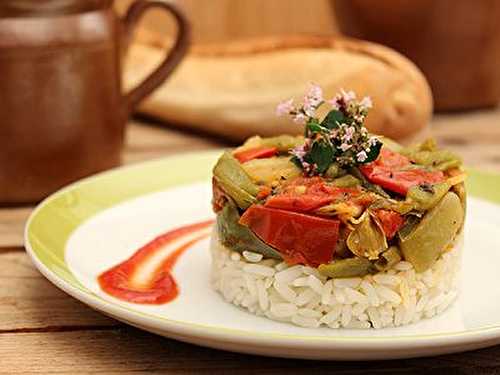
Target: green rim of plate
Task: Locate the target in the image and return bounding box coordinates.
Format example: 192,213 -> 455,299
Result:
25,150 -> 500,342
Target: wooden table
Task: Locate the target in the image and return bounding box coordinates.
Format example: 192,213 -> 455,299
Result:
2,111 -> 500,374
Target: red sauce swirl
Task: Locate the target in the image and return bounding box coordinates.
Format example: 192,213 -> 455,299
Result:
98,220 -> 214,304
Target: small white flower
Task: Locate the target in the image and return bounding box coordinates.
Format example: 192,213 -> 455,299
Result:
328,98 -> 340,110
293,112 -> 307,124
340,142 -> 352,152
303,102 -> 316,117
343,126 -> 355,142
306,82 -> 323,102
303,162 -> 318,175
354,115 -> 365,123
291,145 -> 307,160
275,98 -> 295,116
360,96 -> 373,109
303,83 -> 323,115
356,150 -> 368,162
340,88 -> 356,103
368,136 -> 379,146
329,89 -> 356,110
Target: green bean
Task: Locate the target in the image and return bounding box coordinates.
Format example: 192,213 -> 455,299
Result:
213,152 -> 259,209
379,136 -> 405,153
452,182 -> 467,234
260,135 -> 304,151
399,192 -> 464,272
242,156 -> 301,185
318,257 -> 375,278
370,198 -> 415,215
436,159 -> 462,171
374,246 -> 402,272
407,181 -> 451,210
325,163 -> 346,179
332,174 -> 361,188
452,182 -> 467,210
406,149 -> 462,171
400,138 -> 437,155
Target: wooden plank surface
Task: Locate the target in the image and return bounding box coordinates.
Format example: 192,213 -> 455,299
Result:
0,207 -> 31,248
0,252 -> 117,332
2,112 -> 500,373
123,120 -> 225,164
2,303 -> 500,374
432,109 -> 500,172
3,250 -> 500,374
1,329 -> 500,375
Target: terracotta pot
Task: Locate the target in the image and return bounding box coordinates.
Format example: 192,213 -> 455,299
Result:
0,0 -> 189,204
333,0 -> 500,111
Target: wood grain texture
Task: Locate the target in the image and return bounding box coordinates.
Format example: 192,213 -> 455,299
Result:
433,109 -> 500,172
0,207 -> 31,248
0,252 -> 117,332
2,318 -> 500,374
2,113 -> 500,373
124,120 -> 225,164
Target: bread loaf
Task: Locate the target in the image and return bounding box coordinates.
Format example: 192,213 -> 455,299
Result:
125,34 -> 432,142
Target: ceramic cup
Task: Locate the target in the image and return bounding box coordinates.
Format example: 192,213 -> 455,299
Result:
0,0 -> 190,203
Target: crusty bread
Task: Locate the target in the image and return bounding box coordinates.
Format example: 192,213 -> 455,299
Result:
125,34 -> 432,142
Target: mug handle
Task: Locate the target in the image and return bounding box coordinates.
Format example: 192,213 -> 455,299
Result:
122,0 -> 190,112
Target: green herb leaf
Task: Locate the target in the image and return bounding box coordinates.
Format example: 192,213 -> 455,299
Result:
305,140 -> 335,174
290,155 -> 303,169
362,139 -> 382,164
306,118 -> 323,134
321,109 -> 345,129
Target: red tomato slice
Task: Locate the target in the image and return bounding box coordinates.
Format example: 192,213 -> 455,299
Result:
360,148 -> 445,195
265,194 -> 333,212
265,176 -> 361,212
233,146 -> 278,163
239,205 -> 340,266
373,209 -> 405,239
364,169 -> 445,196
375,148 -> 411,169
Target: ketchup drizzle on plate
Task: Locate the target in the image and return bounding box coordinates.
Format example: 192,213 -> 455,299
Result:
98,220 -> 214,304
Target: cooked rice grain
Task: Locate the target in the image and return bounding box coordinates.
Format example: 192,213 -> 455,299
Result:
211,230 -> 462,329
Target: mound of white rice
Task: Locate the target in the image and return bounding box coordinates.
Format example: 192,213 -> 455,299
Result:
210,230 -> 462,329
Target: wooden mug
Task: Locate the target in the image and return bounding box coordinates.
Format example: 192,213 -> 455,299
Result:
0,0 -> 190,203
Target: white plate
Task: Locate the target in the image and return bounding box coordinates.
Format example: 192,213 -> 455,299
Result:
25,152 -> 500,360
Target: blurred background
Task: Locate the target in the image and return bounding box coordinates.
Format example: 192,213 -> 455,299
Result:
116,0 -> 339,43
118,0 -> 500,111
2,0 -> 500,208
